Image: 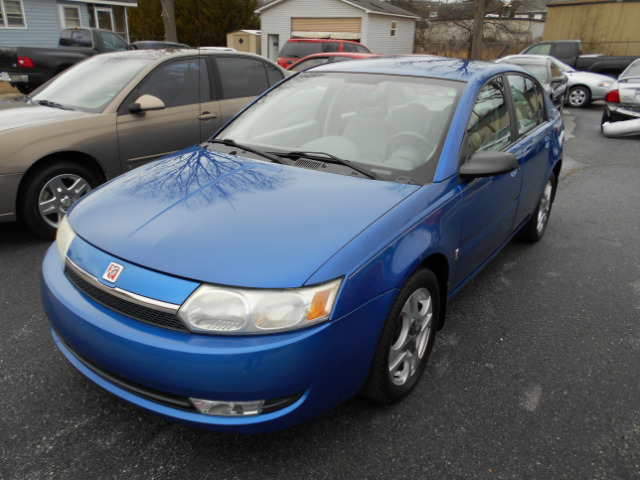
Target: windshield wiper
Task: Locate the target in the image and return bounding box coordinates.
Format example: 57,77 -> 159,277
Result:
34,99 -> 73,110
208,138 -> 287,165
276,150 -> 378,180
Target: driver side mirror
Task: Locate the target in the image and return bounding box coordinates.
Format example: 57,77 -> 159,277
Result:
459,151 -> 519,180
127,94 -> 165,114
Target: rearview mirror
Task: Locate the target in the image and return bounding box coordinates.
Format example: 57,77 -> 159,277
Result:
459,151 -> 519,179
127,94 -> 165,114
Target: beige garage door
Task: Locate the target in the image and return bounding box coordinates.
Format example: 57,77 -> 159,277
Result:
291,17 -> 362,39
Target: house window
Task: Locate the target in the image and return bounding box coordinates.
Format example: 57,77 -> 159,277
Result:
390,21 -> 397,37
60,5 -> 81,28
0,0 -> 26,28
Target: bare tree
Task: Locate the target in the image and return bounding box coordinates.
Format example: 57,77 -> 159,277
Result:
160,0 -> 177,42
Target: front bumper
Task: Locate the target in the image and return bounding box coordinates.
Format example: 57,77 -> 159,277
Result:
41,245 -> 393,433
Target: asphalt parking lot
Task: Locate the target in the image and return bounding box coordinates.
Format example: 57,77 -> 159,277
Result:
1,104 -> 639,479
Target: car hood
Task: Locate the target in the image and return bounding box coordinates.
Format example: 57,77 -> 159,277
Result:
0,101 -> 90,132
69,146 -> 419,288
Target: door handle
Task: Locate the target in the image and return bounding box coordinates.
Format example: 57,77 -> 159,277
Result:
198,111 -> 218,120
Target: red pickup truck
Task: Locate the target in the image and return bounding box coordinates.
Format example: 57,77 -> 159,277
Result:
0,28 -> 131,94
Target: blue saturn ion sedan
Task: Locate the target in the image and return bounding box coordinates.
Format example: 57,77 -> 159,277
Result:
42,56 -> 564,433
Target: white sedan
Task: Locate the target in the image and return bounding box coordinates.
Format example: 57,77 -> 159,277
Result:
500,54 -> 614,108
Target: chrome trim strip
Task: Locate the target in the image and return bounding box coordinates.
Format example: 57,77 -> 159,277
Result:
65,258 -> 181,314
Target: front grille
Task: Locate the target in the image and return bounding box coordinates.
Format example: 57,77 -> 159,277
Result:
64,263 -> 190,333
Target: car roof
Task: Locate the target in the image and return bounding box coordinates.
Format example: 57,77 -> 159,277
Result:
309,55 -> 527,83
295,52 -> 380,60
497,55 -> 549,66
96,49 -> 264,61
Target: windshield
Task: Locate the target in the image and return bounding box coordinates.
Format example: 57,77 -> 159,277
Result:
621,61 -> 640,79
31,55 -> 154,113
215,71 -> 462,184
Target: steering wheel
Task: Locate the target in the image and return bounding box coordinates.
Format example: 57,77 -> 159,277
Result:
384,132 -> 436,167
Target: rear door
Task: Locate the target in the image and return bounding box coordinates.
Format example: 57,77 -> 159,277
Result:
505,73 -> 552,227
211,55 -> 285,131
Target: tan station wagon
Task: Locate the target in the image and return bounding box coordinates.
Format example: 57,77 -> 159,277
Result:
0,49 -> 286,237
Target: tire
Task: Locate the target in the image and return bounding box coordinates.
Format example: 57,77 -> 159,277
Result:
516,172 -> 557,243
567,86 -> 591,108
361,268 -> 439,404
19,161 -> 100,239
15,83 -> 35,95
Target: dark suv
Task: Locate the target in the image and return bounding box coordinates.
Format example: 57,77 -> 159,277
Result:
277,38 -> 371,67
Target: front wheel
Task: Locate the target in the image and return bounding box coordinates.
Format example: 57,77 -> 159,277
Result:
516,172 -> 557,243
19,162 -> 100,238
567,86 -> 591,108
361,268 -> 439,404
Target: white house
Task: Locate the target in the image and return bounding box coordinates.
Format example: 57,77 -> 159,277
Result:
256,0 -> 418,61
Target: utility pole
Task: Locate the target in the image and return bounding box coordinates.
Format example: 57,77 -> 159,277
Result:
471,0 -> 486,60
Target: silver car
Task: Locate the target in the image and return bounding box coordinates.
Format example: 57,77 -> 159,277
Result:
495,55 -> 568,110
0,49 -> 285,237
601,58 -> 640,135
500,54 -> 614,108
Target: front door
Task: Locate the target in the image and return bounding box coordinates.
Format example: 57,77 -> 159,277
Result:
455,76 -> 521,285
116,57 -> 219,170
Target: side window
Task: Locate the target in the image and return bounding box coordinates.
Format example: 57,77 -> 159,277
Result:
550,62 -> 562,79
526,43 -> 551,55
354,44 -> 369,53
265,63 -> 284,86
507,74 -> 545,136
323,42 -> 339,53
102,31 -> 128,52
554,43 -> 575,59
132,58 -> 209,109
466,77 -> 511,154
215,57 -> 269,99
342,42 -> 357,53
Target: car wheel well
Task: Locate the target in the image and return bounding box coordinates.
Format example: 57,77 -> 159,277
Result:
18,152 -> 106,209
419,253 -> 449,330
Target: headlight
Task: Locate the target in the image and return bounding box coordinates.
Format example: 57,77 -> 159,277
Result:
598,81 -> 612,88
178,278 -> 342,334
56,215 -> 76,265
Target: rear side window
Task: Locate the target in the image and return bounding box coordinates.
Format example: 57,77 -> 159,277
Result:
216,57 -> 270,99
354,44 -> 370,53
554,43 -> 576,59
279,41 -> 323,59
323,42 -> 339,53
507,74 -> 545,136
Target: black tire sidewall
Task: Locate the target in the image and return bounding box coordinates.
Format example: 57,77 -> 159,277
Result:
362,268 -> 439,404
19,162 -> 98,238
